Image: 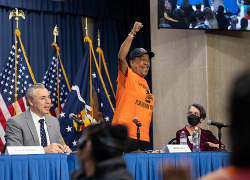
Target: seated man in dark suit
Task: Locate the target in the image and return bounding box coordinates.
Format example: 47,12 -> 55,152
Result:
187,2 -> 201,28
5,83 -> 71,153
215,5 -> 230,30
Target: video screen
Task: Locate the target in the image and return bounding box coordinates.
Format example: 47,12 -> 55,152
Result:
158,0 -> 250,30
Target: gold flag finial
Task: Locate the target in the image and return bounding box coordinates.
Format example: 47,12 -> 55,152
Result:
9,8 -> 25,29
97,29 -> 100,47
85,18 -> 88,36
53,25 -> 59,43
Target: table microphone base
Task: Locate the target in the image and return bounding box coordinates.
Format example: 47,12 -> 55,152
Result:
131,150 -> 146,153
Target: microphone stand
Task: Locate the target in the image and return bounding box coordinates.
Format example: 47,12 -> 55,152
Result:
131,124 -> 146,153
215,126 -> 227,152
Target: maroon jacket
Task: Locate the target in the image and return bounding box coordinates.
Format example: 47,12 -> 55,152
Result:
176,126 -> 225,151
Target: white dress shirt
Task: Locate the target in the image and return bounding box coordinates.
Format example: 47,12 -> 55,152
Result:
30,110 -> 51,146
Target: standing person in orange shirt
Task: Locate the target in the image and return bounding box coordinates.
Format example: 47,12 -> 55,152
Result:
112,21 -> 155,153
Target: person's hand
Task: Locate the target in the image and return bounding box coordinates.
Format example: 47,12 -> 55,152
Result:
131,21 -> 143,34
207,142 -> 225,149
43,143 -> 64,153
61,145 -> 72,153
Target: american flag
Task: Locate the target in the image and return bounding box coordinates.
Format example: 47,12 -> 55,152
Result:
0,38 -> 35,153
42,43 -> 70,118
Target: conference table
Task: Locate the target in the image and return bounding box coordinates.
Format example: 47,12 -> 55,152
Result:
0,152 -> 231,180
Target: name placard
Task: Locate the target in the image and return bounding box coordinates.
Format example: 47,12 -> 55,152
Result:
5,146 -> 45,155
161,145 -> 191,153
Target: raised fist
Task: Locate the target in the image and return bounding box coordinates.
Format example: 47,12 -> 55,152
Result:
132,21 -> 143,33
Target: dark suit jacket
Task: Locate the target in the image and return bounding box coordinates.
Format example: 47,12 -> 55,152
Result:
215,14 -> 230,30
5,109 -> 63,146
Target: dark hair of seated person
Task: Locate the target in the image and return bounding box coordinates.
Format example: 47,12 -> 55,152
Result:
174,8 -> 187,24
196,2 -> 201,10
79,123 -> 128,162
196,11 -> 205,21
181,0 -> 191,9
240,17 -> 248,29
230,70 -> 250,168
246,7 -> 250,16
203,7 -> 214,21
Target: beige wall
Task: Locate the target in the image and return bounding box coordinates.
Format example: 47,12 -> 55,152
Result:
150,0 -> 250,151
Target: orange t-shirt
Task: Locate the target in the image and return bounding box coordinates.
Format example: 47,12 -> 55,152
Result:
112,67 -> 154,142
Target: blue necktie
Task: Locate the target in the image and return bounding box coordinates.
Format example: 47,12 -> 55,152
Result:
38,119 -> 48,147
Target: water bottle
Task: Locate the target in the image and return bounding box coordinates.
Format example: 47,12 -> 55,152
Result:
189,23 -> 192,29
180,131 -> 187,145
192,127 -> 200,152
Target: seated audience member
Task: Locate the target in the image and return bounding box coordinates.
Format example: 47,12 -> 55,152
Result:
237,0 -> 250,15
228,16 -> 239,30
164,1 -> 189,28
201,70 -> 250,180
187,2 -> 201,28
245,7 -> 250,19
169,0 -> 178,12
215,5 -> 230,29
194,11 -> 211,29
176,103 -> 225,151
158,0 -> 167,20
5,83 -> 71,153
71,123 -> 133,180
180,0 -> 194,20
204,7 -> 219,29
211,0 -> 224,12
238,17 -> 248,30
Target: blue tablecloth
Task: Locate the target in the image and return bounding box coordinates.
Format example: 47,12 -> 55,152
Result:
122,152 -> 231,180
0,154 -> 69,180
0,152 -> 231,180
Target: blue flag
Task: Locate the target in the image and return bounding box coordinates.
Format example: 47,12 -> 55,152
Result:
94,49 -> 115,123
58,38 -> 92,150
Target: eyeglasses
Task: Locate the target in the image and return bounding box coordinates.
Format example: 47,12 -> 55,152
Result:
187,112 -> 200,116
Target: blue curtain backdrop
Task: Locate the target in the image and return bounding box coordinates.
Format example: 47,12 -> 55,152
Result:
0,7 -> 84,85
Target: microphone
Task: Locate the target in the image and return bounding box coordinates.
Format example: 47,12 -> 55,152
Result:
69,113 -> 85,125
132,117 -> 141,127
207,120 -> 229,128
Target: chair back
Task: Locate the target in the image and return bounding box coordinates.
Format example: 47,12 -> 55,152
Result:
168,138 -> 177,144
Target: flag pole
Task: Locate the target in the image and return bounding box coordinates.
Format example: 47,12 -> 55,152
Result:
85,18 -> 93,121
98,30 -> 102,69
85,18 -> 88,36
97,30 -> 100,47
9,8 -> 25,115
53,25 -> 61,118
53,25 -> 59,43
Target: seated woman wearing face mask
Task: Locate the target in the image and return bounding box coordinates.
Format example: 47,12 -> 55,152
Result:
176,103 -> 225,151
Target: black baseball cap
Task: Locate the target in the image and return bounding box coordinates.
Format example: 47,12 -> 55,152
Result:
129,48 -> 155,61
